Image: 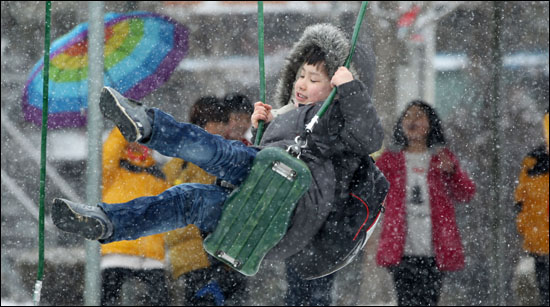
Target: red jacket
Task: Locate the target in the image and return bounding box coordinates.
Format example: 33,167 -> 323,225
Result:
375,148 -> 476,271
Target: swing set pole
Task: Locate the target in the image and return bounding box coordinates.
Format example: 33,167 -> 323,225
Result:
33,1 -> 51,305
254,1 -> 266,146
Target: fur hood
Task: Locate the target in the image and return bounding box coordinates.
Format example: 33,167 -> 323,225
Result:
273,23 -> 376,107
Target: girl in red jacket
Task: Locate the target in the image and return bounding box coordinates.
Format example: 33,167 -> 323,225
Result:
375,100 -> 476,306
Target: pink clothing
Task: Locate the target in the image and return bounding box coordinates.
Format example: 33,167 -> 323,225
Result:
375,148 -> 476,271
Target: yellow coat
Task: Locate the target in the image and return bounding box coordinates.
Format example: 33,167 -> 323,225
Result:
100,128 -> 171,261
163,158 -> 215,279
515,145 -> 549,255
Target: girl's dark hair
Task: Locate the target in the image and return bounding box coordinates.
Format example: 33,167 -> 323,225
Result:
393,100 -> 446,148
190,96 -> 229,128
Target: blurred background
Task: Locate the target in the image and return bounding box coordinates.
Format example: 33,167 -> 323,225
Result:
1,1 -> 548,305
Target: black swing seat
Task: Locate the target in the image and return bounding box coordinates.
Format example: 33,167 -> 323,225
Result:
203,147 -> 312,276
292,156 -> 389,280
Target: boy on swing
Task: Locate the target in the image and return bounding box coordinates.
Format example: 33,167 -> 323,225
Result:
52,24 -> 384,277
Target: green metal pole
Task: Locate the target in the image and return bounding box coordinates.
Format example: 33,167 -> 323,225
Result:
254,1 -> 266,146
33,1 -> 51,305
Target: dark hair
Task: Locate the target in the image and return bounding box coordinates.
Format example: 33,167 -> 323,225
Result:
393,100 -> 446,148
302,45 -> 326,70
189,96 -> 229,128
223,92 -> 253,115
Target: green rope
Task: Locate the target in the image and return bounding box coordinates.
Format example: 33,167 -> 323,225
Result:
34,1 -> 51,305
312,1 -> 368,122
254,1 -> 266,146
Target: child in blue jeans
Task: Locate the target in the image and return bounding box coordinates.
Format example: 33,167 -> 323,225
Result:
52,24 -> 384,278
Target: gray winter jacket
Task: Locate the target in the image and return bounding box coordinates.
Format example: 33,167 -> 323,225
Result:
255,24 -> 384,264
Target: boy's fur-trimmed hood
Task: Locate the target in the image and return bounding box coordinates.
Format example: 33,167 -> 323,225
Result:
273,23 -> 376,107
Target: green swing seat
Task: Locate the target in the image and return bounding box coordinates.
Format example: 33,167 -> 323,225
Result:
203,147 -> 312,276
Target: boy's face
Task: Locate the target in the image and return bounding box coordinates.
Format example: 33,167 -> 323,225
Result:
225,112 -> 251,141
294,63 -> 332,105
204,121 -> 227,136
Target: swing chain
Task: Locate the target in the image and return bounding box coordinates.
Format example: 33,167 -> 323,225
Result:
287,135 -> 308,159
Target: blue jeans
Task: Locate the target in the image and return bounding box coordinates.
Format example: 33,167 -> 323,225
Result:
99,108 -> 258,243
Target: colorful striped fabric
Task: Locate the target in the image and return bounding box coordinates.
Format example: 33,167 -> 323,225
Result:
22,12 -> 189,128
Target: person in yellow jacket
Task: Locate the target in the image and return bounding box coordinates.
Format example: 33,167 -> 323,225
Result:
514,111 -> 549,306
163,95 -> 250,305
100,127 -> 171,306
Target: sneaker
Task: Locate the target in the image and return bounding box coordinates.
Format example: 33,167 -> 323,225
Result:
99,87 -> 152,142
51,198 -> 113,241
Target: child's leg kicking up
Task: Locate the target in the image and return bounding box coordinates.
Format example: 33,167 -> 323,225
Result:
51,87 -> 259,242
100,86 -> 258,186
99,183 -> 230,243
144,108 -> 257,186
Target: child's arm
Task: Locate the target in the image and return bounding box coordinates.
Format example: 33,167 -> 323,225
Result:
331,67 -> 384,155
437,148 -> 476,202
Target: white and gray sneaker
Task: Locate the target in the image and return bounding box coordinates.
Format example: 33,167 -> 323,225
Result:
51,198 -> 113,241
99,86 -> 152,143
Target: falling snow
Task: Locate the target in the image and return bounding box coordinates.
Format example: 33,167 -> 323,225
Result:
2,1 -> 548,306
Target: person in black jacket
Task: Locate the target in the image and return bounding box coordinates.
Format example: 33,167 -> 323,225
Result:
50,24 -> 385,286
